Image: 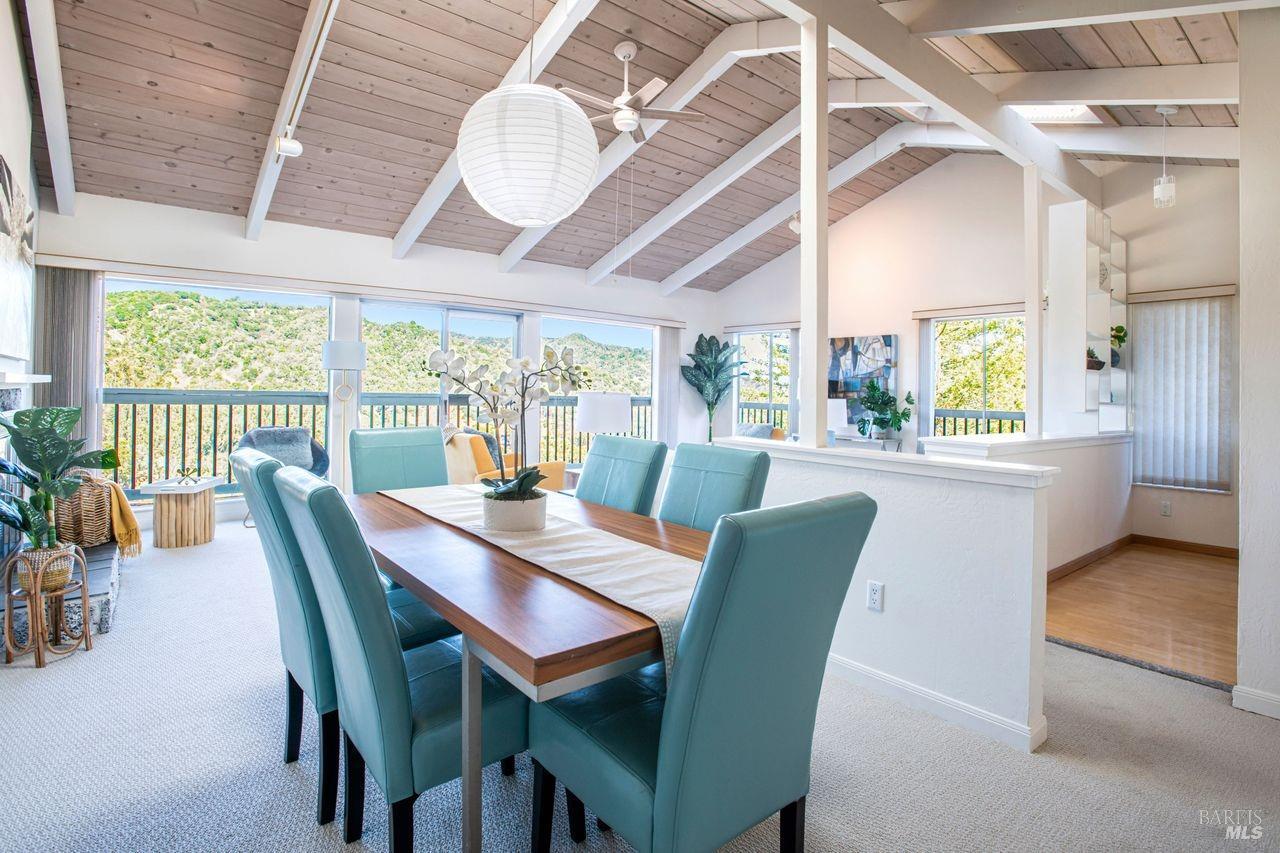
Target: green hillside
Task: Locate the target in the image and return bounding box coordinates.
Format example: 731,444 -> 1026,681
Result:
104,289 -> 652,395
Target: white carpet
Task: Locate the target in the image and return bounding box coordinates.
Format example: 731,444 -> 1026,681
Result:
1,522 -> 1277,852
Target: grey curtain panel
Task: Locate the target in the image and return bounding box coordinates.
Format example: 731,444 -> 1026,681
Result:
33,266 -> 105,443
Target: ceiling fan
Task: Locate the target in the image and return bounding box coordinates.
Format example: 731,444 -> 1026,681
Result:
556,41 -> 706,143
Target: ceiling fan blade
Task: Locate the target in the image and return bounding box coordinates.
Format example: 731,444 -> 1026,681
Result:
639,108 -> 706,122
630,126 -> 647,144
588,114 -> 615,125
627,77 -> 668,108
555,85 -> 617,112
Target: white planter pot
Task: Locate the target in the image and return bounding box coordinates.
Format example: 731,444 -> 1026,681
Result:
482,493 -> 547,532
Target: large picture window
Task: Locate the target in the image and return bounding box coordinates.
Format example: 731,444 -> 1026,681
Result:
929,315 -> 1026,435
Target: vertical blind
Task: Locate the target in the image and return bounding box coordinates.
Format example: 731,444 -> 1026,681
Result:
1132,295 -> 1235,491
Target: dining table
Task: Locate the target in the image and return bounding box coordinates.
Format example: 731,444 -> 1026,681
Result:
346,487 -> 710,852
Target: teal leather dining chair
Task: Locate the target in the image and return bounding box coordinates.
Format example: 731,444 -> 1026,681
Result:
527,493 -> 878,853
575,435 -> 668,515
273,467 -> 529,853
348,427 -> 449,494
230,449 -> 461,827
657,443 -> 771,532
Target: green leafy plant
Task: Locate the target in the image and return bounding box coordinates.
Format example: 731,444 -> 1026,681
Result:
1110,325 -> 1128,349
0,407 -> 119,548
855,380 -> 915,437
680,334 -> 746,442
481,466 -> 547,502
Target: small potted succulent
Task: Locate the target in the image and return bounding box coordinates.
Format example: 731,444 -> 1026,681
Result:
856,379 -> 914,440
1110,325 -> 1127,368
1086,347 -> 1105,371
1,407 -> 118,591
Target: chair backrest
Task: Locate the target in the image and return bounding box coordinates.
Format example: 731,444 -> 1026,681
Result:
657,443 -> 771,532
348,427 -> 449,494
273,466 -> 416,801
651,493 -> 878,852
230,449 -> 336,713
236,426 -> 330,476
575,435 -> 668,515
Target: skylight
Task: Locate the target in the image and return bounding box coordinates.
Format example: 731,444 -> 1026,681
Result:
1010,104 -> 1103,125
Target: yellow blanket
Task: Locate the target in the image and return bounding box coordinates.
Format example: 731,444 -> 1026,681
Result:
106,480 -> 143,558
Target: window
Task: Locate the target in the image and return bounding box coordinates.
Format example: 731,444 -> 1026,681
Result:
540,316 -> 654,462
1132,296 -> 1234,492
359,301 -> 516,432
930,315 -> 1026,435
735,330 -> 792,434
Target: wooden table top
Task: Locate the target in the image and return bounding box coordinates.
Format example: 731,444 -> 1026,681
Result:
346,489 -> 710,686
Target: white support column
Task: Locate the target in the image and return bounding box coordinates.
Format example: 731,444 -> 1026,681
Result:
798,13 -> 829,448
328,296 -> 362,493
1023,165 -> 1044,438
518,311 -> 543,465
1234,7 -> 1280,721
788,326 -> 802,438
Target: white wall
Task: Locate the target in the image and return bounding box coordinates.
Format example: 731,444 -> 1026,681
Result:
0,0 -> 35,386
1097,160 -> 1241,549
36,192 -> 725,448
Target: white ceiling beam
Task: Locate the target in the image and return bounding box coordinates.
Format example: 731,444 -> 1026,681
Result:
390,0 -> 599,259
497,18 -> 801,272
974,62 -> 1239,105
245,0 -> 340,240
25,0 -> 75,214
880,0 -> 1280,37
766,0 -> 1100,204
660,122 -> 1234,293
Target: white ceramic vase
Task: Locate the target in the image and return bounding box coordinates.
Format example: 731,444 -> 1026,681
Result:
482,493 -> 547,532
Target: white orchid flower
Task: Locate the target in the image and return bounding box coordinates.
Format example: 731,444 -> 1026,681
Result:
562,348 -> 574,367
428,350 -> 448,371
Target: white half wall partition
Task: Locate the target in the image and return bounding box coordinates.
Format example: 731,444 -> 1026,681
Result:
716,436 -> 1056,752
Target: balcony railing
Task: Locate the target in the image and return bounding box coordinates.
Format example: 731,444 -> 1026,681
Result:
932,408 -> 1025,436
541,395 -> 653,463
737,402 -> 790,434
103,388 -> 328,497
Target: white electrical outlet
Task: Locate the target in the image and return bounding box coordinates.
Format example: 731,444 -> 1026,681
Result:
866,581 -> 884,613
1160,500 -> 1172,518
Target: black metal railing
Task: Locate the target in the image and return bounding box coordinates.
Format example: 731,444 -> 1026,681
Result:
540,396 -> 653,464
102,388 -> 329,498
932,408 -> 1025,436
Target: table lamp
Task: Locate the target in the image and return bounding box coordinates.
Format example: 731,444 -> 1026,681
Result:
827,398 -> 851,433
575,391 -> 633,435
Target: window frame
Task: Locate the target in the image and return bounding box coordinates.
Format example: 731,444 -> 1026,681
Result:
732,329 -> 792,435
924,312 -> 1027,437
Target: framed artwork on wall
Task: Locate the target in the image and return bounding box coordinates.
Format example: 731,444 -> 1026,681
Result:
0,154 -> 35,361
827,335 -> 897,426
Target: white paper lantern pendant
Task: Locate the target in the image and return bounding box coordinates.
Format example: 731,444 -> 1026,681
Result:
457,83 -> 600,228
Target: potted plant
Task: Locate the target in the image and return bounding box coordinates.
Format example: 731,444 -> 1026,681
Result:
855,379 -> 914,440
0,407 -> 118,591
1110,325 -> 1127,368
429,346 -> 585,531
1086,347 -> 1105,371
680,334 -> 746,442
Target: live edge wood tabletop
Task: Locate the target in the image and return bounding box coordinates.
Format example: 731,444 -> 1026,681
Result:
345,490 -> 711,690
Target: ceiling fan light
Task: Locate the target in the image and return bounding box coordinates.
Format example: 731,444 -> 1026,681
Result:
613,107 -> 640,132
787,213 -> 801,235
457,83 -> 601,228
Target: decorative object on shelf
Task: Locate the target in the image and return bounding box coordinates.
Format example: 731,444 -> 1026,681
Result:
428,345 -> 585,530
0,154 -> 35,361
1100,260 -> 1110,291
1153,105 -> 1178,209
480,466 -> 549,532
4,542 -> 93,667
175,466 -> 200,486
827,398 -> 851,432
854,379 -> 914,440
680,334 -> 746,442
455,0 -> 599,227
1110,324 -> 1128,368
1086,347 -> 1105,371
575,391 -> 633,435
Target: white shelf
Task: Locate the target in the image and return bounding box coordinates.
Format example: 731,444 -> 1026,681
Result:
0,372 -> 51,388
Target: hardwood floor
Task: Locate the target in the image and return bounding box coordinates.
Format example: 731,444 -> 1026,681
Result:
1046,543 -> 1238,686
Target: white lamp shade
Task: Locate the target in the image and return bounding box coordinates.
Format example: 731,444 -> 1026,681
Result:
576,391 -> 633,434
827,398 -> 850,428
322,340 -> 367,371
456,84 -> 600,228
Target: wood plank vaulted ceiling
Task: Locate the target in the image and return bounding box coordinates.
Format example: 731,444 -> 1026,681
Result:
22,0 -> 1242,292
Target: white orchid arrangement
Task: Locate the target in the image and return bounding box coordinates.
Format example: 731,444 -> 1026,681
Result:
427,346 -> 588,490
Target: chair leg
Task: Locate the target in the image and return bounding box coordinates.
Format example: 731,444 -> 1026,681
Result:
530,759 -> 556,853
565,789 -> 587,843
317,710 -> 339,825
597,818 -> 611,833
389,795 -> 418,853
780,796 -> 805,853
344,734 -> 366,843
284,672 -> 303,764
501,755 -> 516,776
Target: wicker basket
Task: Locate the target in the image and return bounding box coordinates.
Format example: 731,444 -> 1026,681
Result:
54,471 -> 114,547
15,543 -> 76,593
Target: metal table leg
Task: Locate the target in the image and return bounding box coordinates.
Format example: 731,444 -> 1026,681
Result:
462,637 -> 482,852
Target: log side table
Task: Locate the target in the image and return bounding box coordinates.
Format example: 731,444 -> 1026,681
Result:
139,476 -> 222,548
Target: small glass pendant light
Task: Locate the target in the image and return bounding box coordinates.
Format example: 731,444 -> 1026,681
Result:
1153,105 -> 1178,209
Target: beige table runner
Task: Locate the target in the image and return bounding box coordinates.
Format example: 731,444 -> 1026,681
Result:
382,485 -> 703,672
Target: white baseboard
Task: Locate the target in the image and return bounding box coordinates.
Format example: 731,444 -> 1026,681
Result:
826,652 -> 1046,753
1232,685 -> 1280,720
134,495 -> 247,532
